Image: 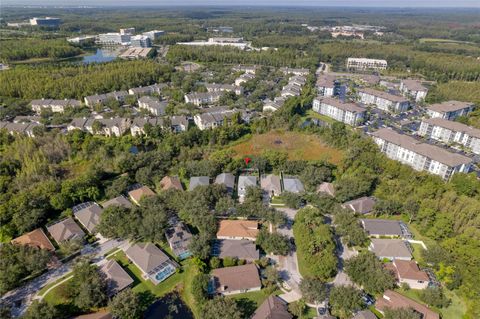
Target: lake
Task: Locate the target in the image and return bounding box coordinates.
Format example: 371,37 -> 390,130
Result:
80,49 -> 118,64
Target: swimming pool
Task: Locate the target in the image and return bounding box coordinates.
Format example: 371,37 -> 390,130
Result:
154,264 -> 176,282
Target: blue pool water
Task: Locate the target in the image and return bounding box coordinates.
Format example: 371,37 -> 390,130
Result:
155,265 -> 176,282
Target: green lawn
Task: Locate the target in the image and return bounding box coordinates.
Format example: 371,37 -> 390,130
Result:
303,110 -> 336,125
410,243 -> 426,264
38,273 -> 73,297
230,289 -> 280,318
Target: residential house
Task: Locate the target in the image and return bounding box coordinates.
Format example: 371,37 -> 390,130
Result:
212,239 -> 260,262
235,73 -> 255,86
170,115 -> 189,133
426,101 -> 474,120
189,176 -> 210,191
128,83 -> 166,96
100,260 -> 134,296
283,178 -> 305,193
130,117 -> 163,136
30,99 -> 82,113
347,58 -> 387,70
0,121 -> 42,137
316,182 -> 335,197
125,243 -> 177,284
400,80 -> 428,102
210,263 -> 261,295
418,117 -> 480,154
194,107 -> 249,130
205,83 -> 244,95
138,96 -> 166,116
369,239 -> 412,261
237,175 -> 258,201
357,88 -> 410,113
371,128 -> 472,180
352,310 -> 377,319
73,202 -> 103,234
165,222 -> 192,260
84,91 -> 129,107
376,290 -> 439,319
386,260 -> 429,289
251,295 -> 293,319
261,174 -> 282,198
312,97 -> 366,126
184,92 -> 222,106
215,173 -> 236,194
11,228 -> 55,251
47,217 -> 85,245
280,67 -> 310,76
263,98 -> 285,112
128,185 -> 156,205
361,219 -> 403,238
72,310 -> 112,319
216,220 -> 259,241
232,65 -> 258,74
159,176 -> 184,191
102,195 -> 133,209
342,196 -> 376,215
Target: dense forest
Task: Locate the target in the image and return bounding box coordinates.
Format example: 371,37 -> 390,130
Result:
0,39 -> 82,62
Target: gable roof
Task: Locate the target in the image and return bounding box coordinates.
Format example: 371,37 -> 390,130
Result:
238,175 -> 257,189
317,182 -> 335,197
261,174 -> 282,195
252,295 -> 292,319
125,243 -> 171,275
214,239 -> 260,261
211,263 -> 261,293
376,290 -> 439,319
361,219 -> 403,236
427,100 -> 474,113
370,239 -> 412,259
102,195 -> 133,209
343,196 -> 376,214
283,178 -> 305,193
160,176 -> 184,191
189,176 -> 210,191
47,217 -> 85,244
216,220 -> 259,239
11,228 -> 55,251
392,260 -> 429,282
165,222 -> 192,256
73,202 -> 103,234
128,186 -> 156,204
72,310 -> 112,319
401,79 -> 427,92
215,173 -> 235,190
100,259 -> 134,295
352,310 -> 377,319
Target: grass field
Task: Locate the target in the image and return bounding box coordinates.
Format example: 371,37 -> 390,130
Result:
227,130 -> 343,164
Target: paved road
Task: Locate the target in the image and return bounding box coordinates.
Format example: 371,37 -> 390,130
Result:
2,239 -> 125,317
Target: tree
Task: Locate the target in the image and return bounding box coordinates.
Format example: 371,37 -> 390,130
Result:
264,266 -> 281,287
96,205 -> 131,239
288,299 -> 307,318
202,297 -> 242,319
333,209 -> 368,247
69,260 -> 107,310
299,278 -> 328,304
109,288 -> 145,319
329,286 -> 365,319
279,192 -> 304,209
419,287 -> 451,308
191,273 -> 210,305
383,308 -> 422,319
256,229 -> 290,255
22,300 -> 60,319
189,233 -> 212,260
209,257 -> 222,269
345,252 -> 396,295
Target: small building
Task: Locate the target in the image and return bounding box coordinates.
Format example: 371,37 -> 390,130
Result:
237,175 -> 258,200
11,228 -> 55,251
165,222 -> 192,260
128,185 -> 156,205
400,80 -> 428,102
283,178 -> 305,193
73,202 -> 103,234
138,96 -> 166,116
369,239 -> 412,261
189,176 -> 210,191
386,260 -> 429,290
357,88 -> 410,113
47,217 -> 85,245
216,220 -> 259,241
102,195 -> 133,209
342,196 -> 376,215
252,295 -> 293,319
347,58 -> 387,70
30,99 -> 82,114
210,263 -> 262,296
313,97 -> 365,126
352,310 -> 377,319
159,176 -> 184,191
215,173 -> 236,194
125,243 -> 177,284
361,219 -> 403,238
376,290 -> 439,319
261,174 -> 282,198
100,259 -> 134,296
316,182 -> 335,197
426,100 -> 474,120
212,239 -> 260,262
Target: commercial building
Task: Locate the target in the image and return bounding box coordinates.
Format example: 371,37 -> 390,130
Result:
178,37 -> 250,49
130,35 -> 152,48
119,47 -> 153,59
98,33 -> 131,45
400,80 -> 428,102
347,58 -> 388,70
371,128 -> 472,180
426,100 -> 475,120
357,88 -> 410,113
142,30 -> 165,40
419,117 -> 480,154
119,28 -> 135,35
29,17 -> 61,27
313,97 -> 366,126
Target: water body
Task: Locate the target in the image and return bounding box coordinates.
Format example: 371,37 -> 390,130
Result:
144,293 -> 194,319
80,49 -> 118,64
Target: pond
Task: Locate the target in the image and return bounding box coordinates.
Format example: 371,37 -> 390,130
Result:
144,293 -> 194,319
80,49 -> 118,64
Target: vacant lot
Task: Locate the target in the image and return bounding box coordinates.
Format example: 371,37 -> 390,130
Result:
228,131 -> 343,164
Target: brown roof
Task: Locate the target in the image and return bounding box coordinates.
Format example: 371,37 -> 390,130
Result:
393,260 -> 429,281
252,295 -> 292,319
216,220 -> 259,240
427,100 -> 474,113
358,88 -> 408,103
71,310 -> 112,319
211,263 -> 261,294
160,176 -> 184,191
401,79 -> 427,92
352,310 -> 377,319
11,228 -> 55,251
422,117 -> 480,139
317,182 -> 335,197
128,186 -> 155,204
376,290 -> 439,319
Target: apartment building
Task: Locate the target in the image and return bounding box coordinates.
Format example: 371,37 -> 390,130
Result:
138,96 -> 166,116
279,67 -> 310,76
184,92 -> 222,106
205,84 -> 244,95
312,97 -> 366,126
68,117 -> 131,137
316,74 -> 344,97
426,100 -> 475,120
193,107 -> 248,130
347,58 -> 388,70
400,80 -> 428,102
371,128 -> 472,180
235,73 -> 255,86
128,83 -> 166,96
30,99 -> 82,113
84,91 -> 129,107
418,117 -> 480,154
357,88 -> 410,113
232,65 -> 258,74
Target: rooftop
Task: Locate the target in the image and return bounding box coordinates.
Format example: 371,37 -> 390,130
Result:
128,186 -> 156,204
213,239 -> 260,261
361,219 -> 403,236
125,243 -> 171,275
316,96 -> 365,113
217,220 -> 259,240
211,263 -> 261,294
100,259 -> 134,295
252,295 -> 292,319
358,87 -> 408,103
11,228 -> 55,251
370,239 -> 412,259
427,100 -> 474,113
343,196 -> 376,214
47,217 -> 85,244
376,290 -> 439,319
422,117 -> 480,139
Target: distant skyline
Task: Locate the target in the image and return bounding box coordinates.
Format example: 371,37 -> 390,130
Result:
2,0 -> 480,7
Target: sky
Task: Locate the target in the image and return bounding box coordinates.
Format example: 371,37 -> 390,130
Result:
2,0 -> 480,7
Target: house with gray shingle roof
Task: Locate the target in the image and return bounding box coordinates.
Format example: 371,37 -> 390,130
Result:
361,219 -> 403,238
252,295 -> 292,319
165,222 -> 192,260
100,259 -> 134,296
369,239 -> 412,261
342,196 -> 376,215
238,175 -> 258,201
212,239 -> 259,261
47,217 -> 85,245
102,195 -> 133,209
261,174 -> 282,198
73,202 -> 103,234
189,176 -> 210,191
283,178 -> 305,193
215,173 -> 235,194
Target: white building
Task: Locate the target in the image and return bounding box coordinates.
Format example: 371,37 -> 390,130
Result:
205,84 -> 243,95
30,99 -> 82,113
400,80 -> 428,102
316,74 -> 344,97
313,97 -> 366,126
347,58 -> 388,70
371,128 -> 472,180
279,67 -> 310,76
357,88 -> 410,113
235,73 -> 255,86
193,107 -> 248,130
130,35 -> 152,48
138,96 -> 166,116
184,92 -> 222,106
29,17 -> 61,27
418,117 -> 480,154
426,101 -> 475,120
143,30 -> 165,40
178,37 -> 250,49
98,33 -> 131,45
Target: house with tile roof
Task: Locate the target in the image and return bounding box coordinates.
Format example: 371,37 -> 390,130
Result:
160,176 -> 184,191
216,220 -> 259,241
376,290 -> 439,319
386,260 -> 430,289
11,228 -> 55,251
128,185 -> 156,205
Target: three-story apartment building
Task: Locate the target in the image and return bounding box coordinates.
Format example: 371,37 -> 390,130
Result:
426,101 -> 475,120
312,97 -> 366,126
357,88 -> 410,113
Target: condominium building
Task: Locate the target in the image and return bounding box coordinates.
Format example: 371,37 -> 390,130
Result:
128,83 -> 166,96
193,107 -> 249,130
312,97 -> 366,126
138,96 -> 166,116
418,117 -> 480,154
426,101 -> 475,120
30,99 -> 82,113
84,91 -> 129,107
357,88 -> 410,113
316,74 -> 344,97
400,80 -> 428,102
184,92 -> 223,106
347,58 -> 388,70
205,84 -> 244,95
235,73 -> 255,86
232,65 -> 258,74
371,128 -> 472,180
